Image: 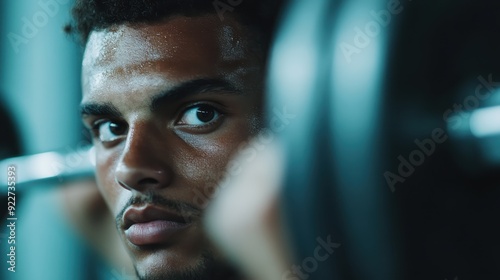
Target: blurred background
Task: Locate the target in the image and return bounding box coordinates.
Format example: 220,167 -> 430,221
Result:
0,0 -> 82,155
0,1 -> 121,279
1,0 -> 500,279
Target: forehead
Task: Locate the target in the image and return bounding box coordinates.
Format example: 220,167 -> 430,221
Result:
83,15 -> 247,66
81,14 -> 257,102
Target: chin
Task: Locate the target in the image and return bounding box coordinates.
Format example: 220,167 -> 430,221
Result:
134,248 -> 215,280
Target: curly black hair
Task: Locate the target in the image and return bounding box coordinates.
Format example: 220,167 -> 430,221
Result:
66,0 -> 284,56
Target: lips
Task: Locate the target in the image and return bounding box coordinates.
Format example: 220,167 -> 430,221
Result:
123,206 -> 192,246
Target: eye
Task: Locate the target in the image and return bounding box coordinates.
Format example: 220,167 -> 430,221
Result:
93,120 -> 128,143
178,104 -> 222,126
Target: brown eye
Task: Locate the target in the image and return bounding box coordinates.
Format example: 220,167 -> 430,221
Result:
95,120 -> 128,143
108,122 -> 127,135
179,105 -> 220,126
196,105 -> 216,122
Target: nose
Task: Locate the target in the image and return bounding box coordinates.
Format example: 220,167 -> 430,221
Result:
114,124 -> 172,192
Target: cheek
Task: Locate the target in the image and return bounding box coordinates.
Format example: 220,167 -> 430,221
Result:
177,122 -> 254,204
95,149 -> 124,215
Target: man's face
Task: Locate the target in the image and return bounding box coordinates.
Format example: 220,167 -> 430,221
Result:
80,14 -> 263,279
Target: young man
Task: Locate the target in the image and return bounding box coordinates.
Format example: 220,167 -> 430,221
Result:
68,1 -> 281,279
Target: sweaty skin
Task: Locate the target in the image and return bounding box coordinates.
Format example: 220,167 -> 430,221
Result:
80,14 -> 264,279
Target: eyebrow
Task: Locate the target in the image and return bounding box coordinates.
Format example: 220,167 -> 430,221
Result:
150,78 -> 242,112
80,102 -> 121,118
80,78 -> 241,117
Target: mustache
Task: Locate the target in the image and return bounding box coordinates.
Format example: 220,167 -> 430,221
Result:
115,193 -> 202,227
